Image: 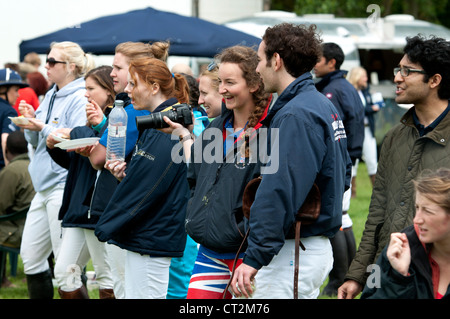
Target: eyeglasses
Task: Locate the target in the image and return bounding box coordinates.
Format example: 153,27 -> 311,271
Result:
46,57 -> 66,67
393,67 -> 426,77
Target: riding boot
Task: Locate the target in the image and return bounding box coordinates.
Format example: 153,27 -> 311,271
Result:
26,269 -> 54,299
351,177 -> 357,198
370,174 -> 376,186
58,285 -> 90,299
99,288 -> 115,299
322,229 -> 348,297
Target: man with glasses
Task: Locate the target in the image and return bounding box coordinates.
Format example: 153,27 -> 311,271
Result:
338,35 -> 450,299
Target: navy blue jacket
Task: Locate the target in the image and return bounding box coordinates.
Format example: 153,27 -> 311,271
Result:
0,98 -> 18,169
316,70 -> 365,164
95,99 -> 189,257
243,73 -> 352,270
185,107 -> 267,254
361,87 -> 379,137
48,125 -> 100,228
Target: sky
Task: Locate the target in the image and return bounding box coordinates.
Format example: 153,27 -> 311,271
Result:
0,0 -> 192,68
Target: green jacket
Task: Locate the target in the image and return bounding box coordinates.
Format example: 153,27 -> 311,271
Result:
0,153 -> 35,247
346,104 -> 450,285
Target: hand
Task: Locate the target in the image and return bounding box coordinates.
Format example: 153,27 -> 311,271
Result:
230,263 -> 258,298
18,117 -> 45,131
18,100 -> 35,118
86,100 -> 104,126
71,144 -> 96,157
386,233 -> 411,276
158,115 -> 194,138
337,280 -> 362,299
46,128 -> 72,149
105,160 -> 127,181
371,104 -> 380,112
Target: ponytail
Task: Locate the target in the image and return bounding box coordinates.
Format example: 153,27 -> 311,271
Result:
173,73 -> 189,104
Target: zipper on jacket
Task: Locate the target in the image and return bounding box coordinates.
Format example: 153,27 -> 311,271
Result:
213,164 -> 222,185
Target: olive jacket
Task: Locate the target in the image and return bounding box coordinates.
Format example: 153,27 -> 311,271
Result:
345,103 -> 450,285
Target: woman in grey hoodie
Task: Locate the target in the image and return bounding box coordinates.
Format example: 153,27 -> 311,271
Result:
17,41 -> 95,299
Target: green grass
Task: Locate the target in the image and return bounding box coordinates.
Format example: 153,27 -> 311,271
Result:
0,163 -> 373,299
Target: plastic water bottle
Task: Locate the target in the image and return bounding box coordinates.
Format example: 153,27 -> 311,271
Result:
106,100 -> 127,162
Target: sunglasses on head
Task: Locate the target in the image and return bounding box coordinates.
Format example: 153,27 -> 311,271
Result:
46,57 -> 66,67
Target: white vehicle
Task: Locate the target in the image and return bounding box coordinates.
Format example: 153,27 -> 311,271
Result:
224,11 -> 361,72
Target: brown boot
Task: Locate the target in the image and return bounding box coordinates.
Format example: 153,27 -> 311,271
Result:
351,177 -> 357,198
99,288 -> 115,299
58,286 -> 89,299
370,174 -> 376,186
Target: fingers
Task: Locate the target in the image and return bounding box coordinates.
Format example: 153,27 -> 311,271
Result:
105,160 -> 127,180
229,264 -> 256,299
46,134 -> 57,149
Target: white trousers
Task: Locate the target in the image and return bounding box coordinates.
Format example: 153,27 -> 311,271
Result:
54,227 -> 114,292
20,184 -> 65,275
361,126 -> 378,175
124,250 -> 171,299
106,243 -> 126,299
250,237 -> 333,299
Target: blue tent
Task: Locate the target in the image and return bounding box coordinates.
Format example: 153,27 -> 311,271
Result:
19,7 -> 261,60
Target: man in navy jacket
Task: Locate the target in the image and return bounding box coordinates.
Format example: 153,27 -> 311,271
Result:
231,23 -> 351,299
314,42 -> 365,296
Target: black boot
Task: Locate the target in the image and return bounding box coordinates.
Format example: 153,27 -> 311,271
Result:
322,226 -> 357,297
26,269 -> 54,299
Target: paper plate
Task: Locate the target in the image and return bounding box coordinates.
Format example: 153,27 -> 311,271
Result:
55,137 -> 100,150
51,133 -> 69,142
9,116 -> 31,125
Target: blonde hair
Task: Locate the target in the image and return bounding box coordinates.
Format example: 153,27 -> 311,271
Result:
200,63 -> 219,91
347,66 -> 366,90
413,168 -> 450,214
24,52 -> 41,67
115,41 -> 170,63
50,41 -> 95,78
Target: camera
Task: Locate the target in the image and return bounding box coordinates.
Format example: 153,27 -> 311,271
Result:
136,103 -> 193,130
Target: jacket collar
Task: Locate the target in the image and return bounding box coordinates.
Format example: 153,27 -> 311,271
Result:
8,153 -> 30,164
315,70 -> 348,92
400,101 -> 450,146
153,97 -> 178,113
261,72 -> 315,127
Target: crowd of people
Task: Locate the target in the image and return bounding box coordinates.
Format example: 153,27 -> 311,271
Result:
0,21 -> 449,300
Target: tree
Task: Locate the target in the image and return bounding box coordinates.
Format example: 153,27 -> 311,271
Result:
268,0 -> 450,28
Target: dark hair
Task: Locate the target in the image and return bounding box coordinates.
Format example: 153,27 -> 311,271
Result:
181,73 -> 199,107
6,131 -> 28,156
321,43 -> 345,70
85,65 -> 115,107
404,35 -> 450,100
262,23 -> 322,77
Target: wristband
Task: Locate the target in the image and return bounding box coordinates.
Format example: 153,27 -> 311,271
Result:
179,134 -> 193,143
92,115 -> 107,132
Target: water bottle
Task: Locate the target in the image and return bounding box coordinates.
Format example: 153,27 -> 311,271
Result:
106,100 -> 127,162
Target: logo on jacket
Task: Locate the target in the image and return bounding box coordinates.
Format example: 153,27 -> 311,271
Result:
325,93 -> 333,99
331,113 -> 346,141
